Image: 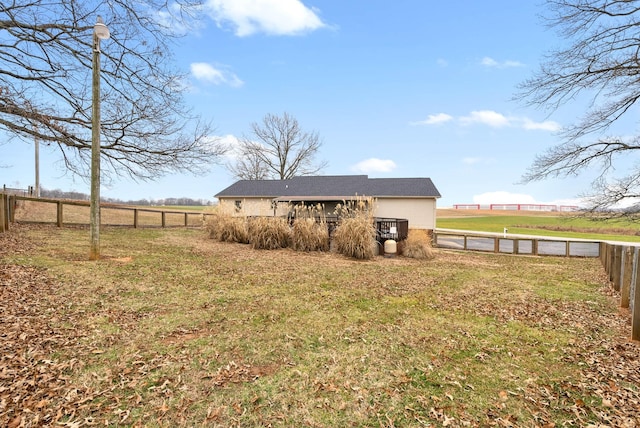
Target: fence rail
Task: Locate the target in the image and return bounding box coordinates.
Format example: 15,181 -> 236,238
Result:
0,194 -> 210,230
434,230 -> 601,257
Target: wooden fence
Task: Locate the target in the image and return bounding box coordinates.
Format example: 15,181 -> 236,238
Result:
0,195 -> 211,230
0,193 -> 7,233
434,230 -> 601,257
600,243 -> 640,341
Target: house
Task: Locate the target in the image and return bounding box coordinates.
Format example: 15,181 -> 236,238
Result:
215,175 -> 441,230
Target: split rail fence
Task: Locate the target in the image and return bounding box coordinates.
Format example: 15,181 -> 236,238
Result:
0,194 -> 211,231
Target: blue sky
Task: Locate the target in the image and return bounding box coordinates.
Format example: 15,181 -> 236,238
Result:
2,0 -> 601,207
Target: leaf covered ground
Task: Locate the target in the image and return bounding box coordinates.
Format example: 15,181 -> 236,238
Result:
1,224 -> 639,427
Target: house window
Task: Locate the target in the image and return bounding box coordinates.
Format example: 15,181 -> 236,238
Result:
234,200 -> 242,212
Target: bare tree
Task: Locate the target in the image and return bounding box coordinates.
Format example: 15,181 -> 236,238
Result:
229,112 -> 326,180
0,1 -> 226,183
227,148 -> 271,181
518,0 -> 640,214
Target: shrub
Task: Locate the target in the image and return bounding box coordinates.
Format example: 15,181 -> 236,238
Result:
204,206 -> 249,244
247,217 -> 291,250
333,197 -> 377,260
289,204 -> 329,252
402,229 -> 435,260
292,218 -> 330,251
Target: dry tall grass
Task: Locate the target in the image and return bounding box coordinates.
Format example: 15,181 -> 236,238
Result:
203,205 -> 249,244
401,228 -> 435,259
290,204 -> 330,252
291,218 -> 330,251
332,198 -> 377,260
247,217 -> 290,250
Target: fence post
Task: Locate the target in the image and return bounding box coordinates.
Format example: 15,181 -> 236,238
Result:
184,212 -> 188,227
612,246 -> 623,291
8,195 -> 16,223
56,201 -> 63,227
161,211 -> 166,228
621,246 -> 633,308
0,193 -> 6,232
632,262 -> 640,341
606,244 -> 614,279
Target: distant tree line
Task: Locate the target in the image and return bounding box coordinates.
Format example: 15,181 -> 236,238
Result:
38,188 -> 213,206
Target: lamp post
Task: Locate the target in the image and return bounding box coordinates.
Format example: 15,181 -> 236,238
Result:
89,16 -> 110,260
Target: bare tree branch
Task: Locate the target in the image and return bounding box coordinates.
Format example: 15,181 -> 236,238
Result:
0,0 -> 226,183
228,112 -> 327,180
517,0 -> 640,213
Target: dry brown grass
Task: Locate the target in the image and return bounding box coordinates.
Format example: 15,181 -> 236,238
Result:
247,216 -> 290,249
291,218 -> 330,251
290,204 -> 330,252
204,209 -> 249,243
332,198 -> 377,260
401,228 -> 435,259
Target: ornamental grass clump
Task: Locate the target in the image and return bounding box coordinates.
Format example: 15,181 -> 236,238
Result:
291,204 -> 329,252
402,229 -> 435,260
332,197 -> 377,260
247,216 -> 291,250
204,207 -> 249,244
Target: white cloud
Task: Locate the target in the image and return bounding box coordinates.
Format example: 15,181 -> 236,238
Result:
481,56 -> 524,68
351,158 -> 397,173
460,110 -> 510,128
205,0 -> 326,36
436,58 -> 448,67
521,118 -> 561,132
209,134 -> 241,159
410,113 -> 453,126
414,110 -> 562,132
190,62 -> 244,87
462,157 -> 481,165
461,157 -> 497,165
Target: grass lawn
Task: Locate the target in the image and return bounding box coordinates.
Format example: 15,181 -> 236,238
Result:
1,224 -> 639,427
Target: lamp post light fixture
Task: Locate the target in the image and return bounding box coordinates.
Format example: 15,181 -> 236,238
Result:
89,16 -> 110,260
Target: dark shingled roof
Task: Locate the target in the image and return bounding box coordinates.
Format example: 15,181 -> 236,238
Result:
215,175 -> 441,199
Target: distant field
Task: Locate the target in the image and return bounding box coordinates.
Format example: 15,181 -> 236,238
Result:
436,209 -> 640,242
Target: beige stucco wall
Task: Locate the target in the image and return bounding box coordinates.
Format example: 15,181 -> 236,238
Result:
218,196 -> 438,230
374,197 -> 437,230
218,197 -> 283,217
